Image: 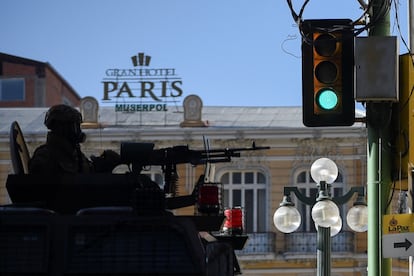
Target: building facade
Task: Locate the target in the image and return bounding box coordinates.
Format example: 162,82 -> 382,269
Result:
1,102 -> 406,275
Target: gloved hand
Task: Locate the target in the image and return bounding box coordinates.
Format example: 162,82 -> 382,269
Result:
91,149 -> 122,172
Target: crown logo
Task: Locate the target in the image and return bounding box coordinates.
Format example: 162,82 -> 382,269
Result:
131,52 -> 151,67
389,216 -> 398,227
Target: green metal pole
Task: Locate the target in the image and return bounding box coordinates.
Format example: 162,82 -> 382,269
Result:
317,225 -> 331,276
367,1 -> 392,275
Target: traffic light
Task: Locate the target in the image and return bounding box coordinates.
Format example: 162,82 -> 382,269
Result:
302,19 -> 355,127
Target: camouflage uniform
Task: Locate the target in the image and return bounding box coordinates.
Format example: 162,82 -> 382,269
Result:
29,132 -> 93,174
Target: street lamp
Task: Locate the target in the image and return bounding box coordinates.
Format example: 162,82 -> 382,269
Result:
273,158 -> 368,276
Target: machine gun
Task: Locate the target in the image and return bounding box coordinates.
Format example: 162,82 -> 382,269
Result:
120,141 -> 269,167
120,141 -> 270,203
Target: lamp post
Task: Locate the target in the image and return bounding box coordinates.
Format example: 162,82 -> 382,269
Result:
273,158 -> 368,276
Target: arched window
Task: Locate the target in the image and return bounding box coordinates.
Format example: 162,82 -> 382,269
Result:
294,169 -> 344,232
220,170 -> 267,233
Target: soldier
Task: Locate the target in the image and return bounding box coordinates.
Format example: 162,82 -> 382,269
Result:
29,104 -> 121,174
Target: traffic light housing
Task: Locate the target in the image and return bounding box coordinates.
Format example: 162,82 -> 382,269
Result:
302,19 -> 355,127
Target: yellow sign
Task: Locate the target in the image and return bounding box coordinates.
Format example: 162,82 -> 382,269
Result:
383,214 -> 414,258
391,53 -> 414,190
383,214 -> 414,235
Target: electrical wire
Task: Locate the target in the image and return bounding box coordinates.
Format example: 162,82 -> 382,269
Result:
385,179 -> 396,213
285,0 -> 392,39
392,0 -> 414,74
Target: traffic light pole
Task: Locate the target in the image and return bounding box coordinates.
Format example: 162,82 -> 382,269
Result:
367,0 -> 392,275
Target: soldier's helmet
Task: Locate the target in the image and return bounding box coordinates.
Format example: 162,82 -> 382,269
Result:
44,104 -> 85,144
44,104 -> 82,129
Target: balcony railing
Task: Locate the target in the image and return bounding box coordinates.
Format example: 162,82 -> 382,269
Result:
285,231 -> 355,253
236,232 -> 275,255
233,231 -> 354,255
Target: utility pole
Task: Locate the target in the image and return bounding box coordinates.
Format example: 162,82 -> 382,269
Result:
367,0 -> 392,275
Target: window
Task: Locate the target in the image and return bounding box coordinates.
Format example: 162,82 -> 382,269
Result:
295,169 -> 344,232
0,78 -> 25,101
221,171 -> 267,233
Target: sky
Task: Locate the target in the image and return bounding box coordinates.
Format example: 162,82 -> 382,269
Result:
0,0 -> 409,107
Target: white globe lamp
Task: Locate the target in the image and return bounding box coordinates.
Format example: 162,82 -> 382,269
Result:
346,204 -> 368,232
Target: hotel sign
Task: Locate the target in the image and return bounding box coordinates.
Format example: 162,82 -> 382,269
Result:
101,52 -> 183,112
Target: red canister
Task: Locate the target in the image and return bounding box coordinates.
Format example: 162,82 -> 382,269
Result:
223,207 -> 244,235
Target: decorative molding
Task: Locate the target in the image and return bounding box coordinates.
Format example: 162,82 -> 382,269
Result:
180,95 -> 207,127
292,137 -> 342,163
80,96 -> 100,129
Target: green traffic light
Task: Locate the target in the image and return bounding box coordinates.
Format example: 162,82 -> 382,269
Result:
301,19 -> 355,126
316,89 -> 338,110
